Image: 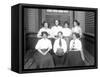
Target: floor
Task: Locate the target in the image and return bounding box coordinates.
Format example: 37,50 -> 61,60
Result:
24,48 -> 94,69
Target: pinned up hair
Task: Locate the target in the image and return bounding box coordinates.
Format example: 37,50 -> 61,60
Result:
74,20 -> 80,26
42,21 -> 49,27
41,31 -> 49,36
58,31 -> 63,35
64,21 -> 69,25
64,21 -> 69,28
72,32 -> 80,38
54,19 -> 61,25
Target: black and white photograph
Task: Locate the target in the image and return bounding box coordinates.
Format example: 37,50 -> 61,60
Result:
0,0 -> 100,76
23,7 -> 97,70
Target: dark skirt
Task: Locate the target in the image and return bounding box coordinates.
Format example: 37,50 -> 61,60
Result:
52,52 -> 68,67
67,51 -> 85,67
65,37 -> 72,51
33,51 -> 54,69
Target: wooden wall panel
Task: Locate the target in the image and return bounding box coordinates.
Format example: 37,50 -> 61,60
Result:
85,12 -> 95,35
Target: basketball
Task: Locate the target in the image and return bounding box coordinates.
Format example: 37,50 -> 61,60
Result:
56,48 -> 64,56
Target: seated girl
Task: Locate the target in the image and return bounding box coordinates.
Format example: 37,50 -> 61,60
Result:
53,31 -> 68,67
68,33 -> 85,66
33,31 -> 54,68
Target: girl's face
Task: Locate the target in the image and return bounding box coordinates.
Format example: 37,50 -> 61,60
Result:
44,23 -> 48,28
73,34 -> 76,39
64,23 -> 68,28
55,20 -> 59,25
43,33 -> 47,38
58,32 -> 63,38
74,21 -> 78,27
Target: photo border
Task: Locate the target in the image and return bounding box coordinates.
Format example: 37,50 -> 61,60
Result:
20,3 -> 98,73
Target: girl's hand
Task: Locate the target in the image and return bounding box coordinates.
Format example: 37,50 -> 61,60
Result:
81,55 -> 85,61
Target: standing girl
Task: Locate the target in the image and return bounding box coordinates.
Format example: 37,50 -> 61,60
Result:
37,21 -> 51,38
51,20 -> 63,39
72,20 -> 82,38
63,21 -> 72,50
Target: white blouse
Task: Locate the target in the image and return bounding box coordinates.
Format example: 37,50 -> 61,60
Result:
51,25 -> 63,37
63,28 -> 72,37
35,38 -> 52,50
53,38 -> 67,54
37,27 -> 51,38
72,26 -> 82,37
69,39 -> 82,51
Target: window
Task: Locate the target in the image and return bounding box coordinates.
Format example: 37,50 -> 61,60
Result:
46,9 -> 69,13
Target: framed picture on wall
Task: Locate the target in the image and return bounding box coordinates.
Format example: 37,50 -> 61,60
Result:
11,3 -> 98,73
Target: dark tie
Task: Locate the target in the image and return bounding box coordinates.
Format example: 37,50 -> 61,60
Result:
59,39 -> 62,47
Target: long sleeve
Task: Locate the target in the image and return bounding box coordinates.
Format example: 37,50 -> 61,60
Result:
37,29 -> 42,38
63,40 -> 67,53
69,40 -> 73,50
79,27 -> 82,37
53,40 -> 57,53
77,40 -> 82,51
48,40 -> 52,49
35,40 -> 40,50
